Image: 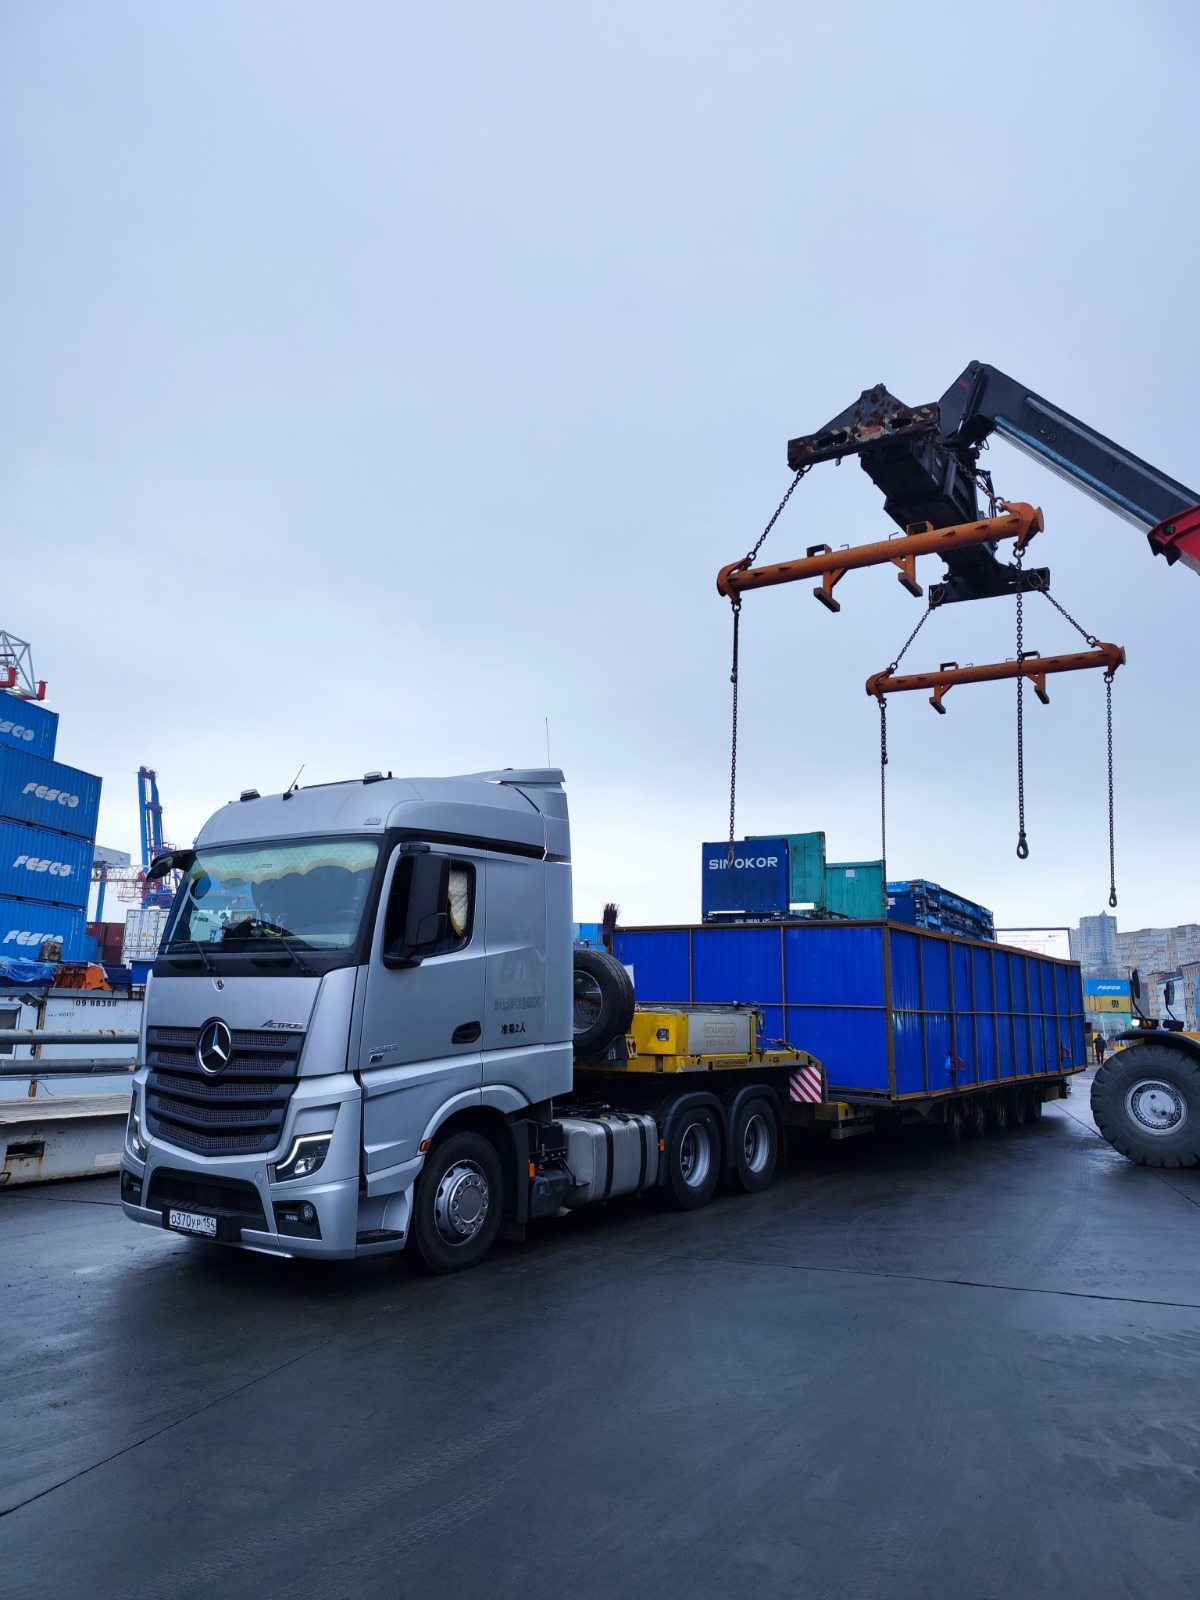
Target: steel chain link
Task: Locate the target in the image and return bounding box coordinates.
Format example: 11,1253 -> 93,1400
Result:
1106,670 -> 1118,907
1015,544 -> 1028,859
727,467 -> 810,862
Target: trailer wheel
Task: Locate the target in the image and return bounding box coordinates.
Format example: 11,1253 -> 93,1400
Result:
988,1094 -> 1010,1133
411,1131 -> 504,1274
664,1107 -> 721,1210
1010,1087 -> 1029,1128
572,949 -> 636,1056
1028,1088 -> 1044,1122
730,1097 -> 779,1194
965,1096 -> 988,1138
939,1098 -> 965,1143
1091,1043 -> 1200,1168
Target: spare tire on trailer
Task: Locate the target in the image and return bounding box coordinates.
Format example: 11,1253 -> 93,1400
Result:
572,949 -> 636,1057
1091,1041 -> 1200,1168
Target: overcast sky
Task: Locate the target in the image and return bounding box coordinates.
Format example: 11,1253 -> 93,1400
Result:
2,1 -> 1197,934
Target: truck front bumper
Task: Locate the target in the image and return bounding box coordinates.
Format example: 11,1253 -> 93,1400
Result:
120,1159 -> 369,1259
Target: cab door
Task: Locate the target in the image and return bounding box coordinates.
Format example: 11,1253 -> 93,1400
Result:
358,845 -> 486,1182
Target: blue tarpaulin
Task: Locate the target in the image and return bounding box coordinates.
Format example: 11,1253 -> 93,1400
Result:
0,956 -> 58,985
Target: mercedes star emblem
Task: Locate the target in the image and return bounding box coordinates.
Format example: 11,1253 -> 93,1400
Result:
197,1019 -> 233,1075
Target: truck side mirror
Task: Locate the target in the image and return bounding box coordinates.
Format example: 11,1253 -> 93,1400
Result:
1129,968 -> 1141,1000
405,852 -> 450,951
1164,980 -> 1176,1008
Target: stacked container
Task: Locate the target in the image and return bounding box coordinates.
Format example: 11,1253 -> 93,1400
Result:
887,879 -> 995,942
0,696 -> 100,963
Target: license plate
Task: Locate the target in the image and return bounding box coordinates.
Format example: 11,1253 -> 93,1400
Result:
167,1208 -> 218,1238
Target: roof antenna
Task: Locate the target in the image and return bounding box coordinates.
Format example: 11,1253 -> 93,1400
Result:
545,717 -> 551,766
285,763 -> 305,796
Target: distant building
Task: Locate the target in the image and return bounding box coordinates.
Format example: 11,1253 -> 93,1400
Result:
1071,913 -> 1120,978
1118,923 -> 1200,978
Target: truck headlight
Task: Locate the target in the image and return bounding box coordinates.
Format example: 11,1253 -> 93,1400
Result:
271,1134 -> 333,1184
126,1104 -> 147,1162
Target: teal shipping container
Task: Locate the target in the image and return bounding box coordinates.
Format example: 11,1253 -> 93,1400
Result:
826,860 -> 886,920
786,832 -> 826,906
753,832 -> 827,907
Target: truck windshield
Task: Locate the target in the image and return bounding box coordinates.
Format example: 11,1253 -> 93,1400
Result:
162,839 -> 380,952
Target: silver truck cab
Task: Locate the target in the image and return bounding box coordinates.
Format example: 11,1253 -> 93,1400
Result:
120,768 -> 574,1264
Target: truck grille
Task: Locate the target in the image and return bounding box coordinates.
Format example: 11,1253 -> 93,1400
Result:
144,1025 -> 304,1158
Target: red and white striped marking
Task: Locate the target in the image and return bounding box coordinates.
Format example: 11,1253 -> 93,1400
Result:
789,1064 -> 824,1104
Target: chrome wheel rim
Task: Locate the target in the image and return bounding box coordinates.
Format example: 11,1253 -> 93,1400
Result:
1125,1079 -> 1187,1137
433,1161 -> 490,1243
742,1113 -> 771,1174
573,971 -> 604,1034
678,1121 -> 712,1189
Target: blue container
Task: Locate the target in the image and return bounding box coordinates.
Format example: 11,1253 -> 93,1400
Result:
130,960 -> 154,985
0,694 -> 58,760
573,922 -> 605,949
702,838 -> 789,919
614,920 -> 1086,1101
0,822 -> 93,908
0,747 -> 101,841
0,896 -> 88,961
887,879 -> 995,941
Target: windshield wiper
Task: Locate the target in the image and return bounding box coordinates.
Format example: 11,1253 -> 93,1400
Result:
269,929 -> 317,976
164,937 -> 218,975
219,919 -> 318,975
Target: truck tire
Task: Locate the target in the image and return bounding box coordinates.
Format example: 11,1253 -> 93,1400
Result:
965,1095 -> 988,1138
939,1097 -> 965,1143
1010,1087 -> 1029,1128
1091,1043 -> 1200,1168
988,1093 -> 1010,1133
730,1096 -> 779,1194
572,949 -> 635,1057
664,1106 -> 721,1210
1028,1087 -> 1044,1122
411,1131 -> 504,1274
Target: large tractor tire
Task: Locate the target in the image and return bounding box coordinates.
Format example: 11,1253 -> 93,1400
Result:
1091,1042 -> 1200,1168
572,949 -> 636,1056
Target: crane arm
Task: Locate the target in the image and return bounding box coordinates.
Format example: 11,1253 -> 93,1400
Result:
786,361 -> 1200,598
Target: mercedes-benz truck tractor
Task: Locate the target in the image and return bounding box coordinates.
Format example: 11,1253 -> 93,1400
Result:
119,768 -> 816,1272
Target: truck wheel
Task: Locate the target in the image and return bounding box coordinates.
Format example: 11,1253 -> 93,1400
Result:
1010,1087 -> 1029,1128
730,1096 -> 779,1193
965,1096 -> 988,1138
1028,1088 -> 1044,1122
1091,1044 -> 1200,1168
664,1106 -> 721,1210
988,1094 -> 1009,1133
939,1098 -> 965,1143
411,1131 -> 504,1274
572,949 -> 636,1056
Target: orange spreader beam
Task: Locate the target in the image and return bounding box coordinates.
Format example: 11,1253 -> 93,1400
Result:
866,643 -> 1126,714
717,501 -> 1044,612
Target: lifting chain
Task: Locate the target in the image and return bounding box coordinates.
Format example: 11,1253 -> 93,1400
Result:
877,603 -> 934,867
727,466 -> 809,862
1033,584 -> 1118,905
1105,669 -> 1118,908
1015,543 -> 1028,859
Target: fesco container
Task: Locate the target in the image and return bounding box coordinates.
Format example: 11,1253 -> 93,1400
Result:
0,747 -> 101,841
0,822 -> 93,908
0,694 -> 58,760
825,860 -> 886,920
614,919 -> 1087,1101
701,838 -> 789,919
0,896 -> 88,961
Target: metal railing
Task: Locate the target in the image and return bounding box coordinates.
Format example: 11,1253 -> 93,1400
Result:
0,1028 -> 139,1076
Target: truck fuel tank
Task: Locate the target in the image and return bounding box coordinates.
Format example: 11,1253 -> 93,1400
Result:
558,1112 -> 658,1207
